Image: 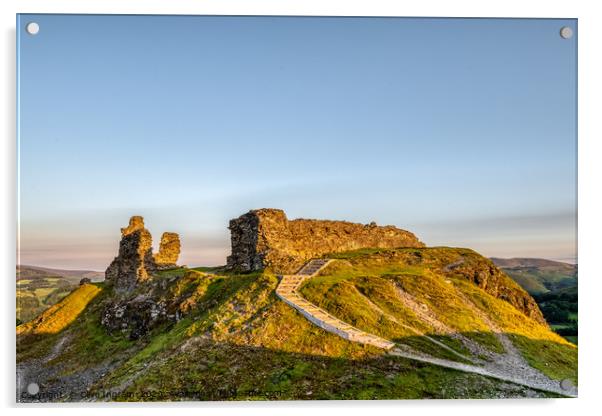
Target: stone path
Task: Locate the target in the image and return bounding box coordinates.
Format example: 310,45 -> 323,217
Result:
275,259 -> 395,350
275,258 -> 577,397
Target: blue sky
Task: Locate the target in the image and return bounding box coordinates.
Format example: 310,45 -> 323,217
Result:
17,15 -> 577,270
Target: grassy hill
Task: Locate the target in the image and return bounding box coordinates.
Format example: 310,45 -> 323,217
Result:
17,248 -> 576,401
16,265 -> 104,324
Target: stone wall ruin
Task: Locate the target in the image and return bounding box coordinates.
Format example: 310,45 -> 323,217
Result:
154,232 -> 181,270
105,216 -> 180,293
226,208 -> 425,274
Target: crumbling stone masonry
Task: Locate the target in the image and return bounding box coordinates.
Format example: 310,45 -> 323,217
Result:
105,216 -> 180,293
226,208 -> 425,274
154,232 -> 181,270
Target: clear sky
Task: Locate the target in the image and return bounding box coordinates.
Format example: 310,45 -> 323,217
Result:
17,15 -> 577,270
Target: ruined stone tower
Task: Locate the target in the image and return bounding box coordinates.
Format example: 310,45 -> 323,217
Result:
154,232 -> 181,270
105,216 -> 180,293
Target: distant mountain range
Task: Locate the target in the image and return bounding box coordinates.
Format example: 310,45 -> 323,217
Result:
491,257 -> 577,295
17,265 -> 104,283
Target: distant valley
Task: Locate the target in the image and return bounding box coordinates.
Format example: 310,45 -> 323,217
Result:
491,258 -> 576,295
16,265 -> 104,324
491,258 -> 577,344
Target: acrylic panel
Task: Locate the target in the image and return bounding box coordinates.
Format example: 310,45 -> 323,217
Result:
16,14 -> 577,402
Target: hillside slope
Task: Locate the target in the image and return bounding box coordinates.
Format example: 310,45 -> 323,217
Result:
17,265 -> 104,324
17,248 -> 576,401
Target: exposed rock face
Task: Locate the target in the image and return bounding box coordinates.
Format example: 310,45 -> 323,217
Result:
445,256 -> 547,325
226,208 -> 425,273
101,295 -> 169,340
154,232 -> 181,270
105,216 -> 157,293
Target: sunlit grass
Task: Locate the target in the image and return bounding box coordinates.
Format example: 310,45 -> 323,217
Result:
17,284 -> 102,335
17,247 -> 576,400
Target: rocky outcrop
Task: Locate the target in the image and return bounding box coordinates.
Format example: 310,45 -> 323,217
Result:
101,296 -> 169,340
444,255 -> 547,325
226,208 -> 424,273
105,216 -> 180,293
154,232 -> 181,270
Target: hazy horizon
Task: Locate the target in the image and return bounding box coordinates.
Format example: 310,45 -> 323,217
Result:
18,208 -> 578,271
18,250 -> 578,274
18,15 -> 577,270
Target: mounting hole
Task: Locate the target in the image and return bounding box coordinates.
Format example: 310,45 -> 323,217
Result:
560,378 -> 574,390
560,26 -> 573,39
27,382 -> 39,395
26,22 -> 40,35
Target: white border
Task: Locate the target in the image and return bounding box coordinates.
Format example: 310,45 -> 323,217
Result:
2,1 -> 601,415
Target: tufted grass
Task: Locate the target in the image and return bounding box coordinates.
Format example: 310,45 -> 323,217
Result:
301,247 -> 577,383
17,247 -> 575,400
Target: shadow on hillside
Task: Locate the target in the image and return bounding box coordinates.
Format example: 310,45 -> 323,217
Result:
17,336 -> 569,403
17,327 -> 576,402
16,279 -> 577,402
391,331 -> 577,384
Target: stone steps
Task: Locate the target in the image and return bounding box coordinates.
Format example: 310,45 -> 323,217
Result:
275,259 -> 396,351
296,259 -> 332,276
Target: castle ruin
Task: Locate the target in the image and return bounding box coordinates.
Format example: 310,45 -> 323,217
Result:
226,208 -> 424,274
105,216 -> 180,293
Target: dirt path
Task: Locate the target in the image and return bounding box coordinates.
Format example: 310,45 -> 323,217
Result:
449,285 -> 576,394
387,347 -> 574,396
275,259 -> 577,397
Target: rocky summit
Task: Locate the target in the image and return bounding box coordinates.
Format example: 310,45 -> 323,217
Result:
226,208 -> 425,274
